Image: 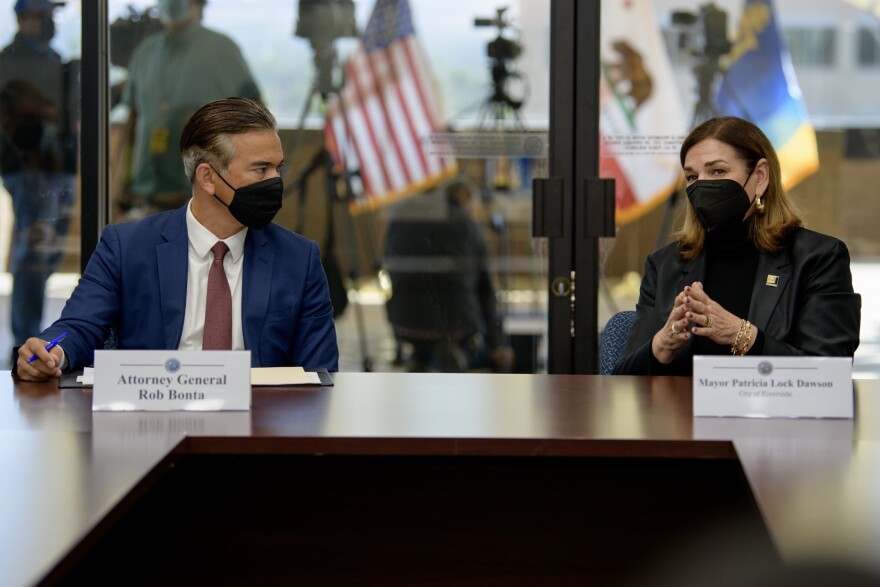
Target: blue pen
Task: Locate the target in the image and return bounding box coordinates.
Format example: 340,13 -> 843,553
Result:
26,331 -> 69,364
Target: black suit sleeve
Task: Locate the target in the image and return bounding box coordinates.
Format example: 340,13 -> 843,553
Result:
612,253 -> 675,375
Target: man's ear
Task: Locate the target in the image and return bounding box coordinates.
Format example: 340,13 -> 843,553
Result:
193,162 -> 215,194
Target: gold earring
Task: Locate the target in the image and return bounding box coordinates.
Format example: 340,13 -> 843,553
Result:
755,194 -> 765,213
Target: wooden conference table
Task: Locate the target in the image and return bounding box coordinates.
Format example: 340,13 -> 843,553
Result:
1,372 -> 878,586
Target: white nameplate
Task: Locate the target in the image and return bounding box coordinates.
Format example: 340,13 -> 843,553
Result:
693,356 -> 853,418
92,350 -> 251,411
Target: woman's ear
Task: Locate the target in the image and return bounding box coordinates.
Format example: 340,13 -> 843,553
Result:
755,158 -> 770,197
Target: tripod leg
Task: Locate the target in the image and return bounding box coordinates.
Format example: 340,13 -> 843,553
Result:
328,178 -> 375,372
342,222 -> 374,372
293,82 -> 320,143
350,286 -> 373,372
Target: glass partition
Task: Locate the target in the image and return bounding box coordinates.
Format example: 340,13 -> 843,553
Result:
0,0 -> 81,365
603,0 -> 880,376
105,0 -> 551,373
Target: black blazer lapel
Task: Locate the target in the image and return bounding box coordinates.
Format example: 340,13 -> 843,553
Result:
677,255 -> 706,291
749,249 -> 791,331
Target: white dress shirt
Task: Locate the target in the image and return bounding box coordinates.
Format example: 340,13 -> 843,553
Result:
178,200 -> 248,350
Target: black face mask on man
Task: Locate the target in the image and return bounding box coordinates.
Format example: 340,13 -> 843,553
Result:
685,172 -> 754,233
39,16 -> 55,43
211,167 -> 283,229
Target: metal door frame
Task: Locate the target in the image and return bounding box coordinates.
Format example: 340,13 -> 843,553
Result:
545,0 -> 608,373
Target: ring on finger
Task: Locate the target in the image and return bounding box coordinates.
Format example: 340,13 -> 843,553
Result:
704,315 -> 712,328
670,324 -> 679,335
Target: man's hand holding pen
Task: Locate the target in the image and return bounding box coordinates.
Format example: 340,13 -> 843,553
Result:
16,333 -> 67,382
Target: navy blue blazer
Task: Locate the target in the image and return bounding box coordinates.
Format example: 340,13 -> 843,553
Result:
613,228 -> 861,375
40,205 -> 339,371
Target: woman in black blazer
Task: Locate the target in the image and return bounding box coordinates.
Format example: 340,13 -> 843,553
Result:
613,116 -> 861,375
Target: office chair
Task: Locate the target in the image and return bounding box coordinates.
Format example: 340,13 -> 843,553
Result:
599,310 -> 637,375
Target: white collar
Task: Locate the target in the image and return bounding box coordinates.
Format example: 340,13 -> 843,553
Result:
185,199 -> 248,261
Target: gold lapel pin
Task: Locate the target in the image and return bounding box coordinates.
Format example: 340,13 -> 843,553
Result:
766,275 -> 779,287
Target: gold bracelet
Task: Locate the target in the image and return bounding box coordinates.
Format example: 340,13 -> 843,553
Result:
731,319 -> 747,355
737,320 -> 753,356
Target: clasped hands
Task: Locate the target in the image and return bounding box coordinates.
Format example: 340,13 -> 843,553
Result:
651,281 -> 746,364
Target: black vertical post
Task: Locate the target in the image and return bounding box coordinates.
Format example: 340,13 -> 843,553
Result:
543,0 -> 606,373
546,0 -> 577,373
80,0 -> 109,270
573,1 -> 603,374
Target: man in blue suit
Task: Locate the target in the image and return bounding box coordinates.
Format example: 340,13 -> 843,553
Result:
16,97 -> 339,380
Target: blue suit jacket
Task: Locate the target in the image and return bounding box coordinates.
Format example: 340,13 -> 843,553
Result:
40,205 -> 339,371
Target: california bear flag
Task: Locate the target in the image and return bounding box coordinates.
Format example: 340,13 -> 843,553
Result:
600,0 -> 687,224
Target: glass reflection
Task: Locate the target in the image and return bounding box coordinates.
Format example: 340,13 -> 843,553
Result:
114,0 -> 260,217
0,0 -> 79,359
384,179 -> 514,372
604,0 -> 880,377
105,0 -> 550,373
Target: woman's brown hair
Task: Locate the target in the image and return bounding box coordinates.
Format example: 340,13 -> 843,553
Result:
676,116 -> 802,259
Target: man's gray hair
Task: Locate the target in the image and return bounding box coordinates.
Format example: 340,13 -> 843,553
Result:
179,97 -> 276,183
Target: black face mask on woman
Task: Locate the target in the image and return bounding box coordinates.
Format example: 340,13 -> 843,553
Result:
211,167 -> 283,229
685,173 -> 753,233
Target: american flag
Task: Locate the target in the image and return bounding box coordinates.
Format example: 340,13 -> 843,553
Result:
325,0 -> 457,213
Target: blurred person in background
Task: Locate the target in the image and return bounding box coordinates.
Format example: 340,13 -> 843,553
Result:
119,0 -> 260,216
0,0 -> 76,348
384,179 -> 514,372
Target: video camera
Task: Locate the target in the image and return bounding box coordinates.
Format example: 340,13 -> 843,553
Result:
474,6 -> 525,112
671,2 -> 734,123
475,7 -> 522,62
295,0 -> 359,96
295,0 -> 358,48
109,6 -> 163,68
671,2 -> 732,61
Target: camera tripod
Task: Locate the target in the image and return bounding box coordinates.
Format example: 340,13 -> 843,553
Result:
477,59 -> 527,131
291,71 -> 381,372
472,58 -> 531,356
656,52 -> 724,247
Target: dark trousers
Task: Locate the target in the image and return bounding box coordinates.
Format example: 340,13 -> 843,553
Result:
5,170 -> 74,344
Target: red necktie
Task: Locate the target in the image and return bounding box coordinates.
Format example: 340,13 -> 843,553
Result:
203,241 -> 232,350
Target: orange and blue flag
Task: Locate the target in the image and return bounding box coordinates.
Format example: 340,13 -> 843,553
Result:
715,0 -> 819,188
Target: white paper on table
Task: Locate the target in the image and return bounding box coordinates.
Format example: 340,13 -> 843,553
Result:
77,367 -> 95,385
251,367 -> 321,386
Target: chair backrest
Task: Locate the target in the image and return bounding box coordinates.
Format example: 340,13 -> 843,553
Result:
599,310 -> 637,375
